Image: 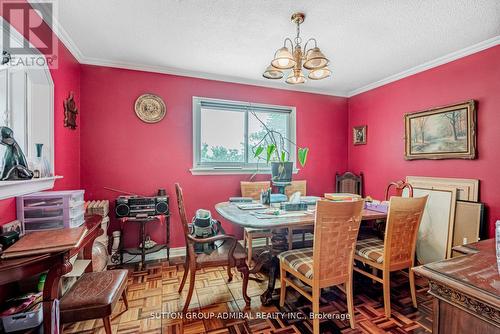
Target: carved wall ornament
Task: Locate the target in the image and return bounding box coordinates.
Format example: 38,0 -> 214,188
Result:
134,94 -> 166,123
63,92 -> 78,129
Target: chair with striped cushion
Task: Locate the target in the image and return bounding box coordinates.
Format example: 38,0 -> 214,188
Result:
241,181 -> 272,265
354,196 -> 428,318
279,200 -> 365,332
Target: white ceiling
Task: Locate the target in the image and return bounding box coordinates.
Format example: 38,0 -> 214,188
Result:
45,0 -> 500,96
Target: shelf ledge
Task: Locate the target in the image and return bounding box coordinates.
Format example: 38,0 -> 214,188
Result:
0,176 -> 63,200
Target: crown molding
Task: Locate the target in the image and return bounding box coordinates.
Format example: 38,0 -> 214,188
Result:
347,36 -> 500,97
28,0 -> 85,62
78,56 -> 349,97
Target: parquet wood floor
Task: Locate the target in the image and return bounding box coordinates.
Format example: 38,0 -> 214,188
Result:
63,257 -> 432,334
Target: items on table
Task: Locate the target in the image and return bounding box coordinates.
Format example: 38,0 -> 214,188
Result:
324,193 -> 362,201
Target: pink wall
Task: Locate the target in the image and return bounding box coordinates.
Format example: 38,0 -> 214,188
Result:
0,2 -> 81,225
80,65 -> 348,247
348,45 -> 500,237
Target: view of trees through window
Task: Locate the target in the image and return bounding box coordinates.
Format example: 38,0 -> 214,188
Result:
200,108 -> 289,164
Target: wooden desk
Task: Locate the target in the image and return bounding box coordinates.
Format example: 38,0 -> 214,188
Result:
215,202 -> 386,305
413,239 -> 500,334
0,215 -> 103,333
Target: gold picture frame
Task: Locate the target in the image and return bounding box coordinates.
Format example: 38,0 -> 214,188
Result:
404,100 -> 476,160
353,126 -> 366,145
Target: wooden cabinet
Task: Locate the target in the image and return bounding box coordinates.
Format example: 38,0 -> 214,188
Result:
414,239 -> 500,334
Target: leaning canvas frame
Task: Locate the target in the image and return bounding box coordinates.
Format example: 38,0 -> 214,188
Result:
404,185 -> 457,264
406,176 -> 479,202
404,100 -> 476,160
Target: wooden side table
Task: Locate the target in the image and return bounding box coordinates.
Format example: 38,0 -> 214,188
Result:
0,216 -> 103,334
119,215 -> 170,270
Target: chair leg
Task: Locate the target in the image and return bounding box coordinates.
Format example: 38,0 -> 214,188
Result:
279,262 -> 286,307
227,264 -> 233,282
238,263 -> 251,307
247,234 -> 253,266
288,228 -> 293,250
312,286 -> 321,334
302,232 -> 306,247
345,280 -> 355,329
121,289 -> 129,311
382,270 -> 391,318
243,230 -> 247,250
182,268 -> 196,313
178,262 -> 189,293
409,268 -> 418,308
265,235 -> 269,247
102,316 -> 112,334
372,267 -> 378,284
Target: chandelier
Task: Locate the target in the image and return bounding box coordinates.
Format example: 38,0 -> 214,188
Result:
263,12 -> 330,84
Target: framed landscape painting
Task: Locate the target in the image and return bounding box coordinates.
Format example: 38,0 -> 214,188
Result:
405,100 -> 476,160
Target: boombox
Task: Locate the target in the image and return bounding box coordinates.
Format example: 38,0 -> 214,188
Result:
115,195 -> 169,218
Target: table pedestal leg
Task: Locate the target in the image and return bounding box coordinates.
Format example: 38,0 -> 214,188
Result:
249,228 -> 288,305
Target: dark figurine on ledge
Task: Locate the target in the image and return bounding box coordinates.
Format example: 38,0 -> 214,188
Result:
0,127 -> 34,181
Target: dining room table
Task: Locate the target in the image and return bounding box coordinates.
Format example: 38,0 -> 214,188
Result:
215,201 -> 387,305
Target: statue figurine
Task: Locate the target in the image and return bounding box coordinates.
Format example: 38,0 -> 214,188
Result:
0,127 -> 34,180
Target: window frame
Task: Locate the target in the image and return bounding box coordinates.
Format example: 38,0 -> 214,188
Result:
191,96 -> 297,175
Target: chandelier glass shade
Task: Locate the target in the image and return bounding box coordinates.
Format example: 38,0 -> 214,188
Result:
263,65 -> 284,79
263,13 -> 330,85
271,47 -> 296,69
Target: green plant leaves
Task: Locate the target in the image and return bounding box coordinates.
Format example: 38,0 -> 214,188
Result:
253,145 -> 264,158
281,151 -> 286,162
266,144 -> 276,163
297,147 -> 309,167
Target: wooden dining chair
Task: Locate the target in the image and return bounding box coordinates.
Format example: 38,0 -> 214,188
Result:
284,180 -> 312,249
279,200 -> 365,332
241,181 -> 272,265
175,183 -> 250,312
336,172 -> 363,196
354,196 -> 428,318
374,180 -> 414,239
384,180 -> 413,200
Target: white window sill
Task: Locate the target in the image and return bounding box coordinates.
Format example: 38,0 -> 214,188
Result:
190,167 -> 299,176
0,176 -> 63,200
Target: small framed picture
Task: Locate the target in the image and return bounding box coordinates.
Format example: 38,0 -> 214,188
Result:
353,126 -> 367,145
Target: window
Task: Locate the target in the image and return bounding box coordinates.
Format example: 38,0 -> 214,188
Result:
192,97 -> 296,174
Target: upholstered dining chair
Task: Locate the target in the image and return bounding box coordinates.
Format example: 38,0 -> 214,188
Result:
175,183 -> 250,312
284,180 -> 312,249
354,196 -> 428,318
241,181 -> 272,265
279,200 -> 365,332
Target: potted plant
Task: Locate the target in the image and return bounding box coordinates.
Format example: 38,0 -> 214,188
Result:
251,112 -> 309,182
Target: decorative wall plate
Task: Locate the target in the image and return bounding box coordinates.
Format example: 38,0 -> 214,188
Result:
134,94 -> 166,123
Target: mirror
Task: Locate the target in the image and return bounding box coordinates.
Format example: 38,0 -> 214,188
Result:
0,18 -> 54,178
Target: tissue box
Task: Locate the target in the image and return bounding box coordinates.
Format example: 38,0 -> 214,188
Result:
270,194 -> 288,203
280,202 -> 308,211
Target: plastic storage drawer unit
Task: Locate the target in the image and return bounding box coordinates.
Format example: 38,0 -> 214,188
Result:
17,190 -> 85,231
